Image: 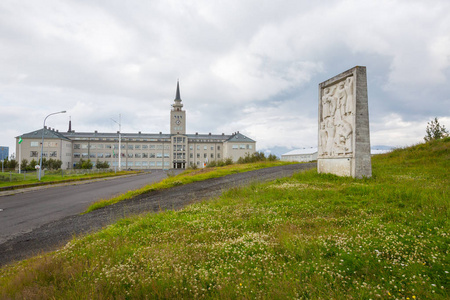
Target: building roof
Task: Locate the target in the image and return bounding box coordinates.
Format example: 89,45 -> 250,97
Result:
19,127 -> 71,141
282,148 -> 318,156
225,132 -> 256,143
175,80 -> 181,101
19,128 -> 256,143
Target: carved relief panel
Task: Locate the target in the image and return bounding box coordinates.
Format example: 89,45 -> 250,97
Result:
319,76 -> 354,158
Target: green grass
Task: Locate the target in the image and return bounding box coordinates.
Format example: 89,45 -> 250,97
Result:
0,138 -> 449,299
0,170 -> 139,189
84,161 -> 295,213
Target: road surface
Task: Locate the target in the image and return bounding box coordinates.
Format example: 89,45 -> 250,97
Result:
0,171 -> 176,244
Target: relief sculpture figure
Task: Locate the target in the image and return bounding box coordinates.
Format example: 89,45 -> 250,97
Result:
320,77 -> 354,157
344,77 -> 353,115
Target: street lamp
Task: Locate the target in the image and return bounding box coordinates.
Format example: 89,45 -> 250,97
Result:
39,110 -> 66,181
111,114 -> 122,171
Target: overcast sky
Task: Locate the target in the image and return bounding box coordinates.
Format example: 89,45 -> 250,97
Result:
1,0 -> 449,157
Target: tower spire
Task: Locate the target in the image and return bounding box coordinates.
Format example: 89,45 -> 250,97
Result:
175,80 -> 181,101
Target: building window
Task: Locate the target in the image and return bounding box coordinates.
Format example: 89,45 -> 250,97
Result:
211,146 -> 214,150
249,145 -> 253,149
143,153 -> 148,158
73,144 -> 80,149
128,145 -> 133,150
135,162 -> 142,166
82,144 -> 89,149
90,153 -> 96,158
240,145 -> 245,149
150,145 -> 156,150
150,162 -> 155,167
135,145 -> 141,149
190,153 -> 193,158
211,154 -> 214,158
156,153 -> 162,158
128,162 -> 133,167
156,161 -> 162,167
82,153 -> 88,158
98,153 -> 104,158
189,145 -> 193,150
217,145 -> 221,150
49,151 -> 57,157
204,153 -> 207,158
164,153 -> 169,158
105,144 -> 112,149
232,145 -> 238,149
73,153 -> 80,158
197,153 -> 200,158
135,153 -> 142,158
197,145 -> 200,150
142,161 -> 148,167
218,154 -> 221,158
30,151 -> 38,157
204,146 -> 207,150
31,141 -> 39,147
128,153 -> 133,158
105,153 -> 111,158
142,145 -> 148,149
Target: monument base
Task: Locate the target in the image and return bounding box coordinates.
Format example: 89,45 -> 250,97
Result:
318,158 -> 352,177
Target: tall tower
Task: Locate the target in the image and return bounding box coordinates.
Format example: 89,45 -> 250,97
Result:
170,81 -> 186,135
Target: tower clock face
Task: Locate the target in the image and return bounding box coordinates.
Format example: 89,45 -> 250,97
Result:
176,120 -> 181,125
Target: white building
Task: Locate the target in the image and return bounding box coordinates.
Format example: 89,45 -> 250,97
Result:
16,82 -> 256,170
281,147 -> 318,162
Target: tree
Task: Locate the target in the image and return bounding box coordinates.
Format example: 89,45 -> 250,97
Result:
74,159 -> 93,169
95,160 -> 110,169
21,159 -> 28,170
424,117 -> 449,142
81,159 -> 93,169
7,159 -> 17,169
29,159 -> 38,170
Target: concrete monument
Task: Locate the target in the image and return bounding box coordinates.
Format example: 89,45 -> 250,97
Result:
318,66 -> 372,178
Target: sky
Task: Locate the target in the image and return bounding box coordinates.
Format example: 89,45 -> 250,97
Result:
1,0 -> 449,158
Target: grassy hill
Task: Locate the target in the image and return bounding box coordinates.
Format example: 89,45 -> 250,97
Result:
1,138 -> 448,299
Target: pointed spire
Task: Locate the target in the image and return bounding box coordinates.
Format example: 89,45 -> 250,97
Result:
175,80 -> 181,101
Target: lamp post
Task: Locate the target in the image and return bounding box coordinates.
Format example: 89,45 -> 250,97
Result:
111,114 -> 122,171
39,110 -> 66,181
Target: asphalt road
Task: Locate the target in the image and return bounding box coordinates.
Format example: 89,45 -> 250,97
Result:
0,171 -> 177,244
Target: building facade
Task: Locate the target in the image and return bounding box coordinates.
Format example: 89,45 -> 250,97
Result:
0,146 -> 9,161
281,148 -> 318,163
16,83 -> 256,170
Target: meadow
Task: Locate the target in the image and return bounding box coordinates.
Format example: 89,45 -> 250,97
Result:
84,161 -> 294,213
0,138 -> 448,299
